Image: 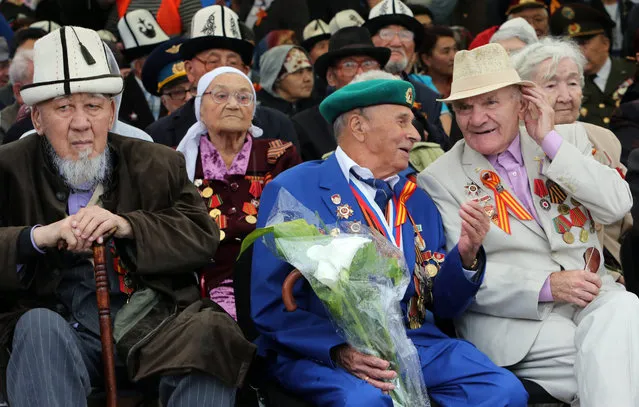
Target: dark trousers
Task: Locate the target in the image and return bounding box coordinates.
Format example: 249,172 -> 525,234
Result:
7,308 -> 235,407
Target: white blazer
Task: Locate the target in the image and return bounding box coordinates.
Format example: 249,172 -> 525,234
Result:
418,123 -> 632,367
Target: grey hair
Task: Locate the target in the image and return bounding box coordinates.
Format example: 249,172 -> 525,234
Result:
9,49 -> 34,85
490,17 -> 538,46
350,70 -> 398,83
511,37 -> 586,87
333,108 -> 369,139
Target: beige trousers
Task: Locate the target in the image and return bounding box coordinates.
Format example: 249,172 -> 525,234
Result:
509,276 -> 639,407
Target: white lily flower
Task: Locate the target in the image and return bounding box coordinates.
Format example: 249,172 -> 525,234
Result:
306,236 -> 371,289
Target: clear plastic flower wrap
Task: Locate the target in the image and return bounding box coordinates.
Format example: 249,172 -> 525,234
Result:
241,188 -> 431,406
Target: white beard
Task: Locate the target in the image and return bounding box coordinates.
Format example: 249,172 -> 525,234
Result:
46,140 -> 111,190
385,58 -> 408,74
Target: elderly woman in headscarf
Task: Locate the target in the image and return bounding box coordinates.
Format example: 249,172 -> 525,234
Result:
177,66 -> 301,319
257,45 -> 318,116
512,36 -> 632,279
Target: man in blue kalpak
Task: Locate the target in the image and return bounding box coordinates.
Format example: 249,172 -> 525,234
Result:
251,70 -> 528,406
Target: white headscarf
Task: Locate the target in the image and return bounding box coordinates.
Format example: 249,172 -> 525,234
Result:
177,66 -> 263,181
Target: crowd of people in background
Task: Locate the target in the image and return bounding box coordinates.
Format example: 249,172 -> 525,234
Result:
1,0 -> 639,406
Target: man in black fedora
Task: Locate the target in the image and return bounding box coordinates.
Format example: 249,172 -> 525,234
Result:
291,26 -> 390,161
145,5 -> 300,151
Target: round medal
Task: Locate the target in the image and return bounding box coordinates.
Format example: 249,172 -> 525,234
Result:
558,204 -> 570,215
563,231 -> 575,244
425,263 -> 439,278
330,228 -> 340,237
580,229 -> 589,243
539,198 -> 551,211
350,222 -> 361,233
570,198 -> 581,207
201,187 -> 213,198
245,215 -> 257,224
209,208 -> 221,218
219,230 -> 226,240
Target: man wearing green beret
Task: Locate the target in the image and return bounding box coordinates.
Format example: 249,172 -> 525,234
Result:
251,70 -> 528,406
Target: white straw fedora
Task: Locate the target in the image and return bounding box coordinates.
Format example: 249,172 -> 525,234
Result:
440,43 -> 534,102
20,26 -> 124,106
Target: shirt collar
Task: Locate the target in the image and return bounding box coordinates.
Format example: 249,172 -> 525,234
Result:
486,134 -> 523,167
596,57 -> 612,83
334,146 -> 400,187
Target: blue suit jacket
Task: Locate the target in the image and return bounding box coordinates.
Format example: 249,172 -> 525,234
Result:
251,154 -> 484,368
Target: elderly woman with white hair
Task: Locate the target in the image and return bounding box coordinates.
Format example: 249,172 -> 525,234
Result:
512,36 -> 632,276
489,17 -> 538,54
177,66 -> 301,319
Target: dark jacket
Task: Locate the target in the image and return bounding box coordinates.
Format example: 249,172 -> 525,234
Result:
257,89 -> 318,118
581,57 -> 636,128
0,133 -> 255,387
195,138 -> 302,291
145,98 -> 301,151
611,100 -> 639,166
119,73 -> 166,131
292,105 -> 336,161
404,74 -> 451,151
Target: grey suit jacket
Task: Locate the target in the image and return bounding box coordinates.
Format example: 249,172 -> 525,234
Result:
418,123 -> 632,366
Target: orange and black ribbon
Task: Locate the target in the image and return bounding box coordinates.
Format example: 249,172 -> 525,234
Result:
480,170 -> 533,235
546,180 -> 567,204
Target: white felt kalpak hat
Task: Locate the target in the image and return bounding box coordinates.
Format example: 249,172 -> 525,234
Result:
301,19 -> 330,51
118,9 -> 169,61
180,5 -> 254,65
30,20 -> 61,33
328,9 -> 365,35
20,26 -> 124,106
364,0 -> 424,47
440,43 -> 534,102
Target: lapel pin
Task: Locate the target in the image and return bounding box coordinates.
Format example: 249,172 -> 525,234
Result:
331,194 -> 342,205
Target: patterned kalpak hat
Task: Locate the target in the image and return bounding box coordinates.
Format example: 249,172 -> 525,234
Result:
118,9 -> 170,61
364,0 -> 425,48
21,26 -> 123,106
180,5 -> 254,65
301,19 -> 331,52
328,9 -> 365,35
320,78 -> 415,124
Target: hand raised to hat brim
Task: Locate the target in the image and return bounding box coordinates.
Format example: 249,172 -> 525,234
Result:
522,85 -> 555,146
458,201 -> 489,268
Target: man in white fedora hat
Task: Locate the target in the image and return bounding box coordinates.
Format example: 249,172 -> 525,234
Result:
419,42 -> 639,405
117,9 -> 171,130
0,26 -> 255,406
146,5 -> 300,152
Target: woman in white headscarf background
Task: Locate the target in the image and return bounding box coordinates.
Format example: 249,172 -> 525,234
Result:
177,66 -> 301,320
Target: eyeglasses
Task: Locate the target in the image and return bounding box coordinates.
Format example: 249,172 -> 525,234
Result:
336,60 -> 380,75
200,90 -> 254,106
162,87 -> 191,101
377,28 -> 415,43
192,55 -> 242,72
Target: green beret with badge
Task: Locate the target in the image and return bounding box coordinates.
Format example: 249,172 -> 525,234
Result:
319,79 -> 415,124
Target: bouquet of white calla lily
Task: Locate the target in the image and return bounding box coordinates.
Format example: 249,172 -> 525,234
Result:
306,237 -> 372,289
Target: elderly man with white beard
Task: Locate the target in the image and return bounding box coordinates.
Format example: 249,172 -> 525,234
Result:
0,27 -> 255,407
364,0 -> 452,141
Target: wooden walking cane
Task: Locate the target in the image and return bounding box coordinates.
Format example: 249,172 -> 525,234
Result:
92,240 -> 118,407
282,269 -> 303,312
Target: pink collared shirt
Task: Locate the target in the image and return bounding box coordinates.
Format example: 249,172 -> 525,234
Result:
486,131 -> 563,302
199,134 -> 253,180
